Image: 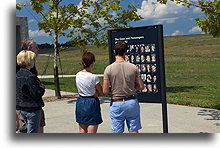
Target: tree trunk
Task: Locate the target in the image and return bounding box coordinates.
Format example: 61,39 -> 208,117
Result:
53,35 -> 61,99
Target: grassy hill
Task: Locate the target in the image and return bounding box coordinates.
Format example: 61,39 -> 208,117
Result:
37,34 -> 220,109
36,45 -> 109,75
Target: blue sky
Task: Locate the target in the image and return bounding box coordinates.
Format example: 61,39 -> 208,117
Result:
16,0 -> 206,44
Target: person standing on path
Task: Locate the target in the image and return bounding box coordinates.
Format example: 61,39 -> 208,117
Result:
75,52 -> 103,133
16,39 -> 46,133
16,50 -> 45,133
103,41 -> 144,133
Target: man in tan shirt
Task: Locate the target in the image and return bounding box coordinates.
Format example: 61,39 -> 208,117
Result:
103,41 -> 144,133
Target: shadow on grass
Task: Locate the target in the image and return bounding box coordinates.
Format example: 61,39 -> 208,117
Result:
166,86 -> 203,93
212,104 -> 220,110
42,81 -> 55,85
42,81 -> 67,87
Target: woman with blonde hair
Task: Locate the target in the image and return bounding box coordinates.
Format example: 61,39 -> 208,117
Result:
16,50 -> 45,133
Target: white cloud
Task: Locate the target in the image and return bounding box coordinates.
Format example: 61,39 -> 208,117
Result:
192,7 -> 201,13
29,29 -> 49,37
137,0 -> 186,20
16,0 -> 30,4
189,26 -> 203,33
154,17 -> 178,24
28,19 -> 36,23
77,1 -> 95,14
171,30 -> 183,36
76,1 -> 110,29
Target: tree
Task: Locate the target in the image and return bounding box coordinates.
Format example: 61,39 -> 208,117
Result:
38,43 -> 53,49
158,0 -> 220,37
17,0 -> 142,98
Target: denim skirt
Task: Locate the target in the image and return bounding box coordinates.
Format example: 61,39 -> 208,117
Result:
75,96 -> 103,125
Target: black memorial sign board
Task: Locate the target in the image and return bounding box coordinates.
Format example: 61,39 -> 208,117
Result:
108,25 -> 168,133
108,25 -> 166,103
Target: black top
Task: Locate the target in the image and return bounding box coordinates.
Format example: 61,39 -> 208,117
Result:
16,68 -> 45,111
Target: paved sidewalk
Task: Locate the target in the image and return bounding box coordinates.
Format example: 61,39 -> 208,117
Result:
43,89 -> 77,97
43,89 -> 220,133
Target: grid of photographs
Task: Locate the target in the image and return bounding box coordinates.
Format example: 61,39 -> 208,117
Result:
125,43 -> 158,93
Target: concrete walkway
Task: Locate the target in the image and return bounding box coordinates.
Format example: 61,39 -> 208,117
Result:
43,89 -> 220,133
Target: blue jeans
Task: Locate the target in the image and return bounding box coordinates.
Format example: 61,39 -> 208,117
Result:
110,99 -> 142,133
21,110 -> 41,133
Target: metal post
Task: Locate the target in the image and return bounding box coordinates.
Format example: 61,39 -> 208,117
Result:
158,25 -> 168,133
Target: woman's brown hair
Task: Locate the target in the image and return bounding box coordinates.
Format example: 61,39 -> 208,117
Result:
82,52 -> 95,68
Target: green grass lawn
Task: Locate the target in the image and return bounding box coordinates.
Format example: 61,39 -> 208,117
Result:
38,34 -> 220,109
36,45 -> 109,75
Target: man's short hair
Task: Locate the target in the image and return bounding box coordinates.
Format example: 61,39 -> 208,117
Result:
17,50 -> 36,68
114,41 -> 128,56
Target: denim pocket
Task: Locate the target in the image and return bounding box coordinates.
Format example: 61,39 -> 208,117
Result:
110,104 -> 121,115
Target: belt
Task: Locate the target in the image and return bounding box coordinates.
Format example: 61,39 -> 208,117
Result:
111,95 -> 136,102
79,95 -> 98,99
79,95 -> 95,98
111,98 -> 136,102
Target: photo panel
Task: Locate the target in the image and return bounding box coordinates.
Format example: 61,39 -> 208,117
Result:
140,54 -> 145,63
153,84 -> 158,93
135,54 -> 140,63
146,54 -> 151,63
145,44 -> 151,53
124,54 -> 128,60
108,25 -> 166,103
127,43 -> 159,94
135,45 -> 140,53
151,43 -> 156,52
151,53 -> 156,62
130,54 -> 135,63
151,64 -> 157,73
140,45 -> 145,53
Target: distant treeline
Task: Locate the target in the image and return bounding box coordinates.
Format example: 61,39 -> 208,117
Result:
38,40 -> 87,49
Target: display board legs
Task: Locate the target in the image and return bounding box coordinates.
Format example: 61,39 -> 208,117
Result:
162,100 -> 168,133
